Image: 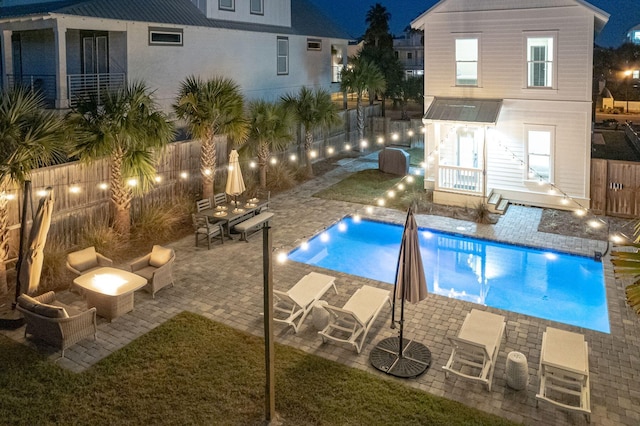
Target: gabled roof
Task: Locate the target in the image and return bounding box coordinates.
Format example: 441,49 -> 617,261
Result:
412,0 -> 609,34
423,98 -> 502,125
0,0 -> 351,40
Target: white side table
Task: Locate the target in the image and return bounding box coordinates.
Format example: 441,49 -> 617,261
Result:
312,301 -> 330,331
506,351 -> 529,390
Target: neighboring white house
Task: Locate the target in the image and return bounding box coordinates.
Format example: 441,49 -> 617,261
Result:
393,30 -> 424,78
0,0 -> 350,112
412,0 -> 609,211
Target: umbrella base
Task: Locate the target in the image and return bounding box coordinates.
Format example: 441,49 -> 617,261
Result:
0,295 -> 24,330
370,336 -> 431,378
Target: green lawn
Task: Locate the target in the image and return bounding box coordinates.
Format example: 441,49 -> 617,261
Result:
314,169 -> 427,211
0,312 -> 517,425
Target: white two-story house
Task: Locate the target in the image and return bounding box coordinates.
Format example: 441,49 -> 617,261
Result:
412,0 -> 609,211
0,0 -> 350,112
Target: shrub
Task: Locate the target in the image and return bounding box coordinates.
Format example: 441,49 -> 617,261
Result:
471,202 -> 493,224
266,162 -> 296,191
132,195 -> 192,244
39,236 -> 75,293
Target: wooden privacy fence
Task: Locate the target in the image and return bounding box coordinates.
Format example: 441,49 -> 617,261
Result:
591,158 -> 640,218
4,139 -> 203,259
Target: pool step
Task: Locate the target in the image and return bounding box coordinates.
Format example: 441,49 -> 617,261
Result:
487,190 -> 509,214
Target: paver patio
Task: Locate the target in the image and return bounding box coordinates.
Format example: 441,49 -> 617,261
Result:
2,152 -> 639,425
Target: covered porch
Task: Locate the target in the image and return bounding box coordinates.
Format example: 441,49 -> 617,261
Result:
422,98 -> 502,207
1,15 -> 126,108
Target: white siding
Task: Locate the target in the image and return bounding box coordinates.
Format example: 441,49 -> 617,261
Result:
123,22 -> 338,112
423,6 -> 596,102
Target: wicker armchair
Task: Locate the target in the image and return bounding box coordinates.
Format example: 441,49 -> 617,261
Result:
16,291 -> 97,358
66,246 -> 113,276
128,245 -> 176,298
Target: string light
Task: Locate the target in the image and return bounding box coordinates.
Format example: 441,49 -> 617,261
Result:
127,178 -> 138,187
360,140 -> 368,149
289,154 -> 297,161
69,185 -> 81,194
154,176 -> 162,183
270,157 -> 277,165
377,136 -> 384,145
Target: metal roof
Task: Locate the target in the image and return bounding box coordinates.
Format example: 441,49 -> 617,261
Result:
423,98 -> 502,124
0,0 -> 351,40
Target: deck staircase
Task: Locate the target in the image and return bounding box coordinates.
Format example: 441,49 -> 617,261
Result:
487,190 -> 509,214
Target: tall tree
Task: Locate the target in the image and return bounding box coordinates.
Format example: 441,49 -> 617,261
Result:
363,3 -> 393,49
340,56 -> 386,143
361,3 -> 403,116
246,100 -> 294,188
69,82 -> 174,237
281,87 -> 341,177
392,76 -> 424,120
0,87 -> 68,294
174,76 -> 249,200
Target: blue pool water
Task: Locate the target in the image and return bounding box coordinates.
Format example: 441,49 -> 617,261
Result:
288,217 -> 609,333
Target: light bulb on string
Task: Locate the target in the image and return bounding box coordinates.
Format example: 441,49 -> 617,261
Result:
344,144 -> 351,151
377,198 -> 385,206
406,175 -> 414,183
270,157 -> 277,165
276,251 -> 288,263
377,136 -> 384,145
365,206 -> 373,214
249,161 -> 257,169
180,172 -> 189,179
289,154 -> 297,162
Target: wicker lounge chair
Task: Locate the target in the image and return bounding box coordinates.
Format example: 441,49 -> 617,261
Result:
273,272 -> 337,333
442,309 -> 506,391
318,285 -> 391,353
16,291 -> 97,358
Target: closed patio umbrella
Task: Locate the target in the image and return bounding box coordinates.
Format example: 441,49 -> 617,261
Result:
18,188 -> 54,296
370,206 -> 431,378
225,149 -> 245,213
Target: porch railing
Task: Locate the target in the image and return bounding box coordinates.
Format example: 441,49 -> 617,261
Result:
67,73 -> 126,107
6,74 -> 56,108
437,165 -> 483,194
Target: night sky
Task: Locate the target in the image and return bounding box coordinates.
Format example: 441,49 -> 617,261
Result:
308,0 -> 636,47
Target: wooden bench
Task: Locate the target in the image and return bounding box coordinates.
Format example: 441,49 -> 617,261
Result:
233,212 -> 274,242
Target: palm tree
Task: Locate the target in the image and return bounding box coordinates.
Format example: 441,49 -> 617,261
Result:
174,76 -> 249,200
281,87 -> 341,177
246,100 -> 294,188
68,81 -> 174,237
611,222 -> 640,315
0,87 -> 68,294
340,56 -> 386,144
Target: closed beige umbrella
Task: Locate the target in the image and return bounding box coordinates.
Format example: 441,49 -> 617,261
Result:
19,188 -> 54,295
225,149 -> 245,212
370,206 -> 431,378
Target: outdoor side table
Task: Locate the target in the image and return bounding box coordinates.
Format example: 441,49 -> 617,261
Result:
506,351 -> 529,390
73,267 -> 147,321
312,300 -> 330,331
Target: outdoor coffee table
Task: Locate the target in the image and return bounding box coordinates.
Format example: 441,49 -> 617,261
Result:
73,267 -> 147,321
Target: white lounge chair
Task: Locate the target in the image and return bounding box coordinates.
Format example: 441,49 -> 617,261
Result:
273,272 -> 337,333
318,285 -> 391,353
442,309 -> 506,391
536,327 -> 591,423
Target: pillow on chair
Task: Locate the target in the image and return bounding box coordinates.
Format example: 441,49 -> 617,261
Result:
18,294 -> 68,318
68,247 -> 98,271
149,245 -> 172,267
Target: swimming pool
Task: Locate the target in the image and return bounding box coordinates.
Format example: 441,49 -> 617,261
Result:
288,216 -> 610,333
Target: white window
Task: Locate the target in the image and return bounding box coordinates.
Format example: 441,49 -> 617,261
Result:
250,0 -> 263,15
527,36 -> 554,88
526,126 -> 554,182
633,70 -> 640,79
148,27 -> 183,46
455,38 -> 478,86
219,0 -> 234,11
307,38 -> 321,51
633,31 -> 640,43
277,37 -> 288,75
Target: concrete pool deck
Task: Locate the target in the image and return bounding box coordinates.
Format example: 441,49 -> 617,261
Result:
2,152 -> 639,425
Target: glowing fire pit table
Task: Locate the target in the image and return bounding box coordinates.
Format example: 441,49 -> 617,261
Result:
73,267 -> 147,321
